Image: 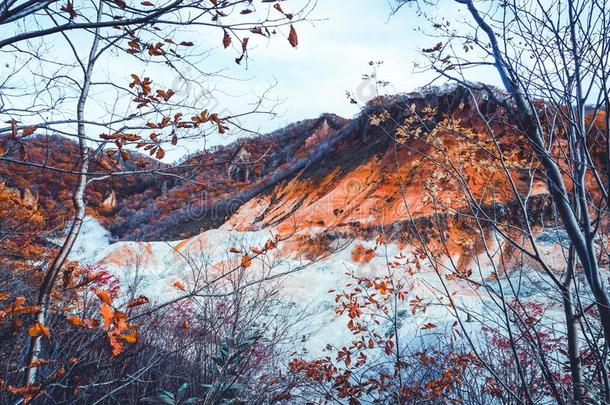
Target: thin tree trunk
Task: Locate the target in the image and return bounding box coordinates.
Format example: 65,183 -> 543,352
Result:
459,0 -> 610,350
23,2 -> 102,384
563,247 -> 583,401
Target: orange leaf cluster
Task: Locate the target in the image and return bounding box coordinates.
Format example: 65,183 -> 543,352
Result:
27,322 -> 51,340
173,280 -> 186,291
241,254 -> 252,269
67,316 -> 100,329
92,289 -> 139,356
100,303 -> 138,357
127,295 -> 149,308
2,384 -> 43,403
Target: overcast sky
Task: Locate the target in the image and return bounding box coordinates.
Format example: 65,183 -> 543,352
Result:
171,0 -> 496,157
1,0 -> 499,161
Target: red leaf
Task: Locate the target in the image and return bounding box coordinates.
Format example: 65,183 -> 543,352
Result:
223,31 -> 231,48
60,1 -> 77,19
241,37 -> 249,52
22,126 -> 37,137
127,295 -> 149,308
288,25 -> 298,48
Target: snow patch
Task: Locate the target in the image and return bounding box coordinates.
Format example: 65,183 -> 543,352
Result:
69,216 -> 112,264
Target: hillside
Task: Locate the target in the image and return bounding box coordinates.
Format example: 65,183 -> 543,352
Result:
1,85 -> 578,243
0,114 -> 348,240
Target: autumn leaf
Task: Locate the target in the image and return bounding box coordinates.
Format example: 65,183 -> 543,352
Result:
49,367 -> 66,380
68,316 -> 99,329
148,42 -> 165,56
223,31 -> 231,48
28,358 -> 52,368
241,254 -> 252,269
384,339 -> 394,355
156,148 -> 165,160
84,318 -> 101,328
118,329 -> 137,344
250,27 -> 265,36
100,303 -> 114,332
423,42 -> 443,53
5,385 -> 43,402
229,247 -> 242,254
0,292 -> 8,301
3,296 -> 39,315
273,3 -> 293,19
128,38 -> 140,51
141,0 -> 154,5
263,239 -> 277,251
95,290 -> 113,305
127,295 -> 149,308
19,144 -> 27,161
173,280 -> 186,291
21,126 -> 37,137
288,25 -> 298,48
60,1 -> 77,19
421,322 -> 437,330
107,149 -> 117,157
28,322 -> 51,340
181,320 -> 189,330
108,334 -> 124,357
97,159 -> 113,171
67,316 -> 86,328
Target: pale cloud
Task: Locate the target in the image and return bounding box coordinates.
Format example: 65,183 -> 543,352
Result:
185,0 -> 446,150
0,0 -> 499,161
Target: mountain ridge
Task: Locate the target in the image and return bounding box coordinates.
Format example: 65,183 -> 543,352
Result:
3,84 -> 590,243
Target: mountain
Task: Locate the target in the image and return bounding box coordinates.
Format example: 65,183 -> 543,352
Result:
60,85 -> 581,362
0,114 -> 348,240
0,85 -> 564,244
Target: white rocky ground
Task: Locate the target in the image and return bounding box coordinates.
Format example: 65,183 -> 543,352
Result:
70,216 -> 569,358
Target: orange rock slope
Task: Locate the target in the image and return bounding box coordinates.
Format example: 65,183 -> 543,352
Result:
225,86 -> 557,238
